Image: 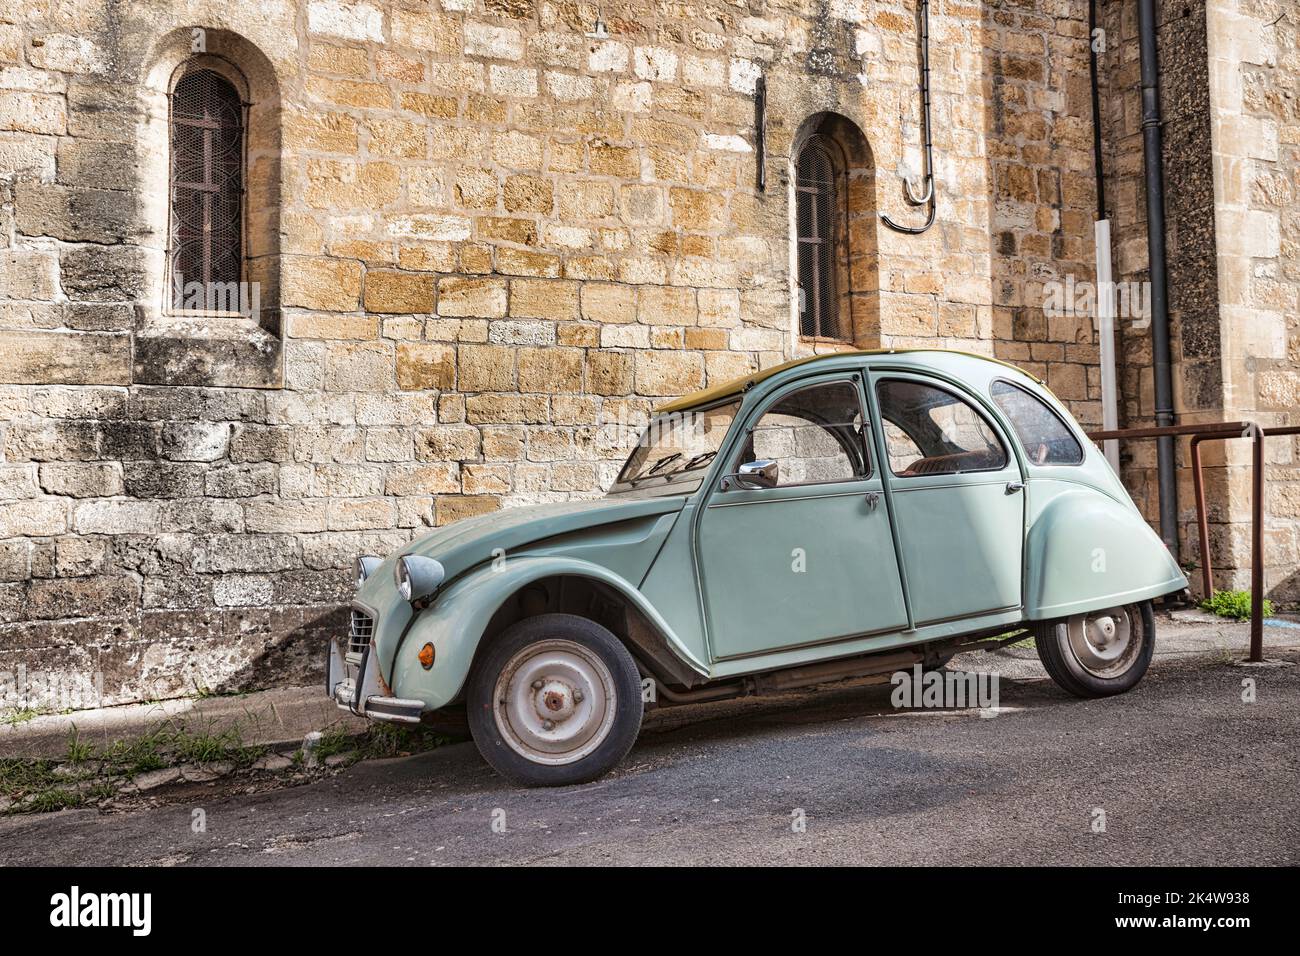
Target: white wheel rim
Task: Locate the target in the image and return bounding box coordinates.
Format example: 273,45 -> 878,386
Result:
1065,605 -> 1140,678
494,639 -> 618,766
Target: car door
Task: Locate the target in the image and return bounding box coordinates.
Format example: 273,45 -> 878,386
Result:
869,371 -> 1025,626
695,373 -> 909,660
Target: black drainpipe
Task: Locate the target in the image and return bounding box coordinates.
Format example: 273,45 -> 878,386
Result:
1137,0 -> 1179,557
881,0 -> 936,234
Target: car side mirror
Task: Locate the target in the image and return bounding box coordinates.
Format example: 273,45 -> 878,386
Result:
722,459 -> 779,491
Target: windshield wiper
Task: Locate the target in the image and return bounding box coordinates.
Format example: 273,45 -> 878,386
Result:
626,452 -> 682,485
675,451 -> 718,473
625,448 -> 724,487
644,452 -> 682,476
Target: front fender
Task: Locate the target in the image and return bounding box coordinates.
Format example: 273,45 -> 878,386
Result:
1025,486 -> 1187,620
389,555 -> 708,712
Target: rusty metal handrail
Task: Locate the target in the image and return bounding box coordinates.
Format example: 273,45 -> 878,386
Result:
1087,421 -> 1300,663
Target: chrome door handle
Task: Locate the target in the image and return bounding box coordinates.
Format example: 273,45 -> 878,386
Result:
1005,481 -> 1025,494
865,491 -> 881,510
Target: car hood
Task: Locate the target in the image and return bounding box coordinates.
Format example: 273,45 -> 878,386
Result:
393,494 -> 687,585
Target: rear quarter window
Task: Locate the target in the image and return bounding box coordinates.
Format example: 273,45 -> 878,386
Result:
990,380 -> 1084,465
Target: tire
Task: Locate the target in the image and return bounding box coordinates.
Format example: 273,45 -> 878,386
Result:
467,613 -> 643,787
1035,600 -> 1154,698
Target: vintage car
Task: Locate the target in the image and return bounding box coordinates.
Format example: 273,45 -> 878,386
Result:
328,349 -> 1187,786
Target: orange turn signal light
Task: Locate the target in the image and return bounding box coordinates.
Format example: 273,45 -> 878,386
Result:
418,642 -> 435,669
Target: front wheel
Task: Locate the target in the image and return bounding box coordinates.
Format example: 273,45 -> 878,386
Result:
467,613 -> 643,787
1035,601 -> 1155,698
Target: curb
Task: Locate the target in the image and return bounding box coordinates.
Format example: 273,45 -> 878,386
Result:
0,685 -> 368,761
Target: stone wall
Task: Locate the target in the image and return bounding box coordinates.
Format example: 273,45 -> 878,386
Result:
2,0 -> 1075,708
1094,0 -> 1300,602
8,0 -> 1285,713
983,0 -> 1102,426
1204,0 -> 1300,603
1095,0 -> 1223,580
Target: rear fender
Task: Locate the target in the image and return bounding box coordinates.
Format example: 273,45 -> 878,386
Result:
1026,488 -> 1187,620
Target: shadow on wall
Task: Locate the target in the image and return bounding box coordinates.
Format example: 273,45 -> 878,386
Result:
1,575 -> 348,714
1273,568 -> 1300,608
100,602 -> 346,711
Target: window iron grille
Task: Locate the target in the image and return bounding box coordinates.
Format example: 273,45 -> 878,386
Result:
169,68 -> 245,311
795,134 -> 846,340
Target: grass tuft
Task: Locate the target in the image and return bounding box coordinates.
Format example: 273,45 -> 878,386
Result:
2,715 -> 449,816
1201,589 -> 1274,621
2,718 -> 267,815
1,708 -> 40,727
65,729 -> 94,765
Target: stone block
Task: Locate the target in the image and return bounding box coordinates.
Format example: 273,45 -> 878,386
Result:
415,424 -> 481,461
635,350 -> 705,396
396,343 -> 456,390
509,279 -> 579,320
385,463 -> 461,495
438,277 -> 508,317
283,256 -> 363,312
436,494 -> 500,525
517,346 -> 584,393
38,462 -> 124,498
0,90 -> 65,134
15,180 -> 136,243
364,270 -> 435,314
1,330 -> 130,385
0,499 -> 67,537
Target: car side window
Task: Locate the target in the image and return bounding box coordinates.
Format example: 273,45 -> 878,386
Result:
990,380 -> 1085,465
742,380 -> 870,486
876,378 -> 1008,477
881,420 -> 923,474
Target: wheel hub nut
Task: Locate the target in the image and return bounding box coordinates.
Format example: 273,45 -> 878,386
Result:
534,680 -> 576,723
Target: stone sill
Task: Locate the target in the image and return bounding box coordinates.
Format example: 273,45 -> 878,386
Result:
796,336 -> 858,353
133,311 -> 283,389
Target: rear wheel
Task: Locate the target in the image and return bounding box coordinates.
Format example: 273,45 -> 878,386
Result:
1035,601 -> 1154,698
467,613 -> 643,787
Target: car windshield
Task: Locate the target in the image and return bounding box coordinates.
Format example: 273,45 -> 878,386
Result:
614,400 -> 742,489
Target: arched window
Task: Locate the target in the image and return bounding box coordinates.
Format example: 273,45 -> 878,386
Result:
169,67 -> 245,311
795,134 -> 847,340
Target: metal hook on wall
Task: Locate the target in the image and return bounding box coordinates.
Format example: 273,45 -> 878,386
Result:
901,171 -> 933,207
882,0 -> 936,234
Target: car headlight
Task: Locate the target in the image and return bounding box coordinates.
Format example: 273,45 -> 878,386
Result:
395,555 -> 445,603
353,555 -> 382,589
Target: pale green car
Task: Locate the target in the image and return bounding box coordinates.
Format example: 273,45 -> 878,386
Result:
328,349 -> 1186,786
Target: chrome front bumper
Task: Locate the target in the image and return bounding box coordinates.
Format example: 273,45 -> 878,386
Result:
327,636 -> 425,725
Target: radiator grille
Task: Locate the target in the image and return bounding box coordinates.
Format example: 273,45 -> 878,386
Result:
349,609 -> 374,656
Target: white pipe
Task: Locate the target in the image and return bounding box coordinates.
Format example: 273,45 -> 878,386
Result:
1094,218 -> 1120,473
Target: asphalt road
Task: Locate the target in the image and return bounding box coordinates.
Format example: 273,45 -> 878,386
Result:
2,649 -> 1297,866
